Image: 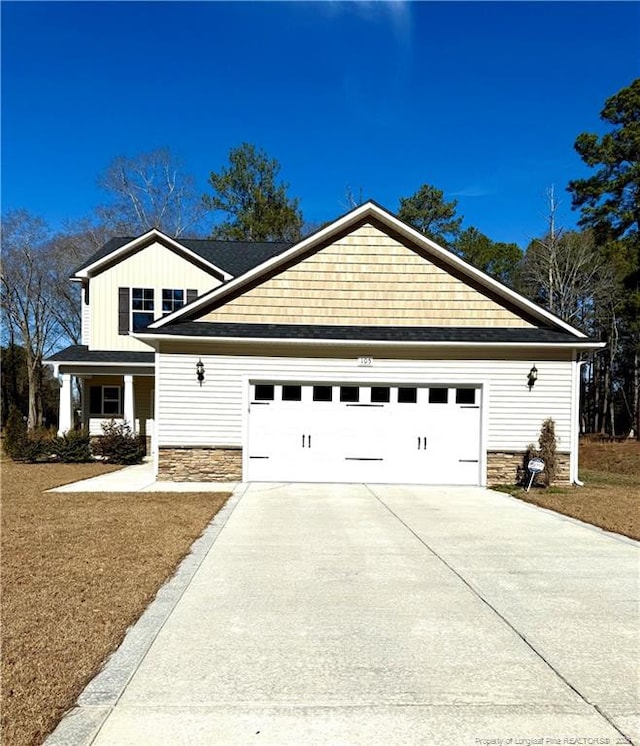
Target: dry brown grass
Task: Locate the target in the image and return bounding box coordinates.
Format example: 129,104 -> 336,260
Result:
513,439 -> 640,541
579,438 -> 640,476
1,461 -> 229,746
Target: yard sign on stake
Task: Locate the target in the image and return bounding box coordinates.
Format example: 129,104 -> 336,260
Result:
527,458 -> 545,492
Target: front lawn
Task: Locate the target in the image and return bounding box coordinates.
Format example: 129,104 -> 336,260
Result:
504,440 -> 640,541
1,460 -> 229,746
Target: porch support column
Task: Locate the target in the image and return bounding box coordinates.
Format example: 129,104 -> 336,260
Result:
123,374 -> 135,432
79,378 -> 90,431
58,373 -> 73,435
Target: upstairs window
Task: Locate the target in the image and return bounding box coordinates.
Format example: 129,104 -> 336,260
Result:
162,289 -> 185,316
132,288 -> 154,331
119,287 -> 198,335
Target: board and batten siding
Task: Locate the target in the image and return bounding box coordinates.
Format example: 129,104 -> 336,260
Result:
81,284 -> 91,346
199,224 -> 533,328
157,350 -> 573,453
89,241 -> 221,352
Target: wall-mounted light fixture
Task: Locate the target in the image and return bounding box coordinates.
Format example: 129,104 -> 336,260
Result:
196,359 -> 205,386
527,364 -> 538,390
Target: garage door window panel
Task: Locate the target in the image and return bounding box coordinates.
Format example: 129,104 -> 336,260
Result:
456,388 -> 476,405
254,384 -> 275,401
429,388 -> 449,404
398,387 -> 417,403
313,386 -> 333,402
282,385 -> 302,401
371,386 -> 390,403
340,386 -> 359,403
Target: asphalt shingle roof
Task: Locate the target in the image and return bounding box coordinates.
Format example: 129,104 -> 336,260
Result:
73,237 -> 293,278
144,322 -> 591,344
47,346 -> 155,363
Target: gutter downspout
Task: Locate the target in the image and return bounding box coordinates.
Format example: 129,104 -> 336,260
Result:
573,358 -> 587,486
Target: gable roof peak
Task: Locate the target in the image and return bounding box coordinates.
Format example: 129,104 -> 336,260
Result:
146,200 -> 587,340
73,228 -> 233,281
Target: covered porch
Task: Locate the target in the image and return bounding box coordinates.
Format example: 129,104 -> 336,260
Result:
46,346 -> 155,451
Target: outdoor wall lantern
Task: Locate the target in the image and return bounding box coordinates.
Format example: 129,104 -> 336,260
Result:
196,359 -> 205,386
527,364 -> 538,390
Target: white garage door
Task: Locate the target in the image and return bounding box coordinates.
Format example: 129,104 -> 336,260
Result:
247,382 -> 481,484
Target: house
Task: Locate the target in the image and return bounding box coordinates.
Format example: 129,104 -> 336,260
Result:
47,201 -> 603,486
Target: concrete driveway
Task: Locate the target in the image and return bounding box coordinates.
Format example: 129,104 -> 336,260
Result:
48,483 -> 639,746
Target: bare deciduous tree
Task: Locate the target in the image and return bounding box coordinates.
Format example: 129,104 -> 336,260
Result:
522,188 -> 618,329
523,229 -> 618,328
343,185 -> 365,210
47,219 -> 112,345
97,148 -> 207,237
1,210 -> 62,429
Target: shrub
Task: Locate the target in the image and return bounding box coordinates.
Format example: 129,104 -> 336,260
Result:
22,429 -> 54,462
51,430 -> 93,463
3,405 -> 28,460
521,419 -> 558,488
3,406 -> 53,462
538,417 -> 557,487
93,420 -> 146,465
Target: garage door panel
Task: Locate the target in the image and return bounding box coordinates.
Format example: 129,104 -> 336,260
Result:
247,383 -> 482,485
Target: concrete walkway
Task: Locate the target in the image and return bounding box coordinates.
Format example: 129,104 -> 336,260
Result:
49,460 -> 237,492
47,483 -> 639,746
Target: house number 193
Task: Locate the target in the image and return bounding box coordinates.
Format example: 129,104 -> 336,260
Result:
358,356 -> 373,367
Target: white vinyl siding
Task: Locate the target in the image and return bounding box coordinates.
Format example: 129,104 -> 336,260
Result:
89,241 -> 221,352
156,349 -> 573,453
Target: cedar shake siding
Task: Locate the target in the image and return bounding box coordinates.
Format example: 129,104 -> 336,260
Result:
198,224 -> 534,328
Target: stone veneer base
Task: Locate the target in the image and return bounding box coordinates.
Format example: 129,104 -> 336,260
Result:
158,447 -> 242,482
157,447 -> 571,486
487,450 -> 571,486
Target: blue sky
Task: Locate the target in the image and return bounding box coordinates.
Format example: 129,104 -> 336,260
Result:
2,1 -> 639,247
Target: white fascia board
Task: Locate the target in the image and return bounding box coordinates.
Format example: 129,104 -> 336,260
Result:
43,360 -> 154,368
74,228 -> 232,281
135,331 -> 605,350
149,202 -> 587,338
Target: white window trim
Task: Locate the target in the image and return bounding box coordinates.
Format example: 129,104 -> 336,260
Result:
161,287 -> 188,317
131,287 -> 155,332
90,385 -> 123,417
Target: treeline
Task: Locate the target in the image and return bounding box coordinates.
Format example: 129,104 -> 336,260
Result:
2,80 -> 638,437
